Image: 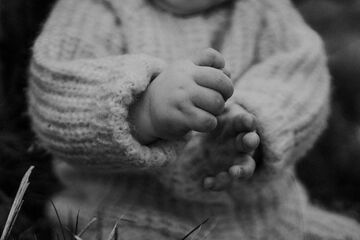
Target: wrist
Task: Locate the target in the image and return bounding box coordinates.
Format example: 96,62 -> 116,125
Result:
129,90 -> 158,145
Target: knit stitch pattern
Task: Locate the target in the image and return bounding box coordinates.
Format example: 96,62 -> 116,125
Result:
27,0 -> 360,239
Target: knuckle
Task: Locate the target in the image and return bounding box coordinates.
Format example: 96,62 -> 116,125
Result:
203,48 -> 219,61
203,48 -> 218,56
181,61 -> 197,76
205,48 -> 224,60
226,83 -> 234,99
204,53 -> 215,65
223,74 -> 233,89
174,60 -> 195,74
216,69 -> 226,81
176,83 -> 191,97
176,99 -> 190,114
172,92 -> 183,106
212,94 -> 225,114
200,115 -> 217,131
217,72 -> 234,99
212,72 -> 222,86
215,74 -> 226,89
175,59 -> 190,66
183,59 -> 196,68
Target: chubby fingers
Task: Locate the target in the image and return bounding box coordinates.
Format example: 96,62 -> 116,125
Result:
215,106 -> 256,140
203,172 -> 231,191
194,67 -> 233,101
203,154 -> 256,191
228,154 -> 256,180
233,113 -> 257,132
235,131 -> 260,153
191,48 -> 234,101
190,87 -> 225,116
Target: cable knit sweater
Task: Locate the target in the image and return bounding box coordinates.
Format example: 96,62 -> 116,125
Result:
27,0 -> 360,239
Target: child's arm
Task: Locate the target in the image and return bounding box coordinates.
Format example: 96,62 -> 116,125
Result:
28,0 -> 232,170
230,0 -> 330,175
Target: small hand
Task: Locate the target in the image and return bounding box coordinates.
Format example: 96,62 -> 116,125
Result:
129,48 -> 233,144
202,103 -> 260,191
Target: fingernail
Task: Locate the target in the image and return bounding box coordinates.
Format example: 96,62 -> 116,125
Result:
243,115 -> 255,130
203,177 -> 215,190
229,165 -> 243,179
243,132 -> 260,150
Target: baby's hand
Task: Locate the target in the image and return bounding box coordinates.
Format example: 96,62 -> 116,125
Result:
202,103 -> 260,191
130,49 -> 233,144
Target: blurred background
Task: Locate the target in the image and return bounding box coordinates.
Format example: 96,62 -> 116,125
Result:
295,0 -> 360,221
1,0 -> 360,238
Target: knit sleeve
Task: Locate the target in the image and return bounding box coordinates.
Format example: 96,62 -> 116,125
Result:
27,0 -> 182,170
231,0 -> 330,174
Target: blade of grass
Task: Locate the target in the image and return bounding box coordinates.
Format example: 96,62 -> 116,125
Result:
0,166 -> 34,240
50,200 -> 66,240
106,222 -> 119,240
114,225 -> 118,240
181,218 -> 209,240
75,210 -> 80,235
63,227 -> 82,240
105,214 -> 132,240
67,212 -> 74,235
197,218 -> 217,240
78,217 -> 97,237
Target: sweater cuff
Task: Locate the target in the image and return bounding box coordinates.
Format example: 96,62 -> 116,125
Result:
91,55 -> 184,169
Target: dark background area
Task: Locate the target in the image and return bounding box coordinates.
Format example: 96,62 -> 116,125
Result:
0,1 -> 59,239
1,0 -> 360,239
296,0 -> 360,221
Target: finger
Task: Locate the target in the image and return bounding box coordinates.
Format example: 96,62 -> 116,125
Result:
191,48 -> 225,69
194,67 -> 233,100
215,111 -> 250,141
235,132 -> 260,153
214,114 -> 234,141
243,132 -> 260,150
211,171 -> 232,191
233,113 -> 256,132
216,105 -> 254,140
209,113 -> 230,140
222,67 -> 231,78
182,106 -> 218,132
203,177 -> 216,190
229,155 -> 256,179
191,87 -> 225,116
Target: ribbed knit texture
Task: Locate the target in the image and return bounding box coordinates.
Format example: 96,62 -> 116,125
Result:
27,0 -> 360,239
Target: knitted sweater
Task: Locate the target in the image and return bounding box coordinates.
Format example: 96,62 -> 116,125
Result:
27,0 -> 360,239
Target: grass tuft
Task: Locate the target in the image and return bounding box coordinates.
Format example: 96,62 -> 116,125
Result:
1,167 -> 214,240
0,166 -> 34,240
50,200 -> 66,240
